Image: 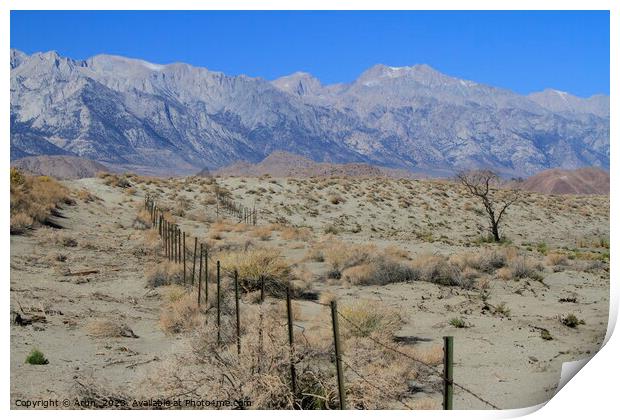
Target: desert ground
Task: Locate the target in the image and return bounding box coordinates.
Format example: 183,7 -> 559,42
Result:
10,172 -> 609,409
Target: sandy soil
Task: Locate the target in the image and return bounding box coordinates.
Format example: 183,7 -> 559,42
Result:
10,175 -> 609,409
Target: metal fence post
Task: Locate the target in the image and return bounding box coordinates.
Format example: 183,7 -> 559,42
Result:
287,284 -> 297,399
330,300 -> 346,409
192,237 -> 197,285
234,270 -> 241,356
217,260 -> 221,345
182,232 -> 186,284
443,336 -> 454,410
197,243 -> 203,306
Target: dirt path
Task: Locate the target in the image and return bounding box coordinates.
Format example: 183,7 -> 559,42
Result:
10,180 -> 177,407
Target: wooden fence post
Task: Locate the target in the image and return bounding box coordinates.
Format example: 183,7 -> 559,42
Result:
192,237 -> 197,285
234,269 -> 241,356
443,336 -> 454,410
286,284 -> 297,399
330,300 -> 346,410
217,260 -> 221,345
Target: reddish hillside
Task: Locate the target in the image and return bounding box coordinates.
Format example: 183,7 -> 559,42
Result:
11,155 -> 111,180
519,167 -> 609,195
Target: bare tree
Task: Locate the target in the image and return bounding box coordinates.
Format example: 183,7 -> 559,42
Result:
456,169 -> 520,242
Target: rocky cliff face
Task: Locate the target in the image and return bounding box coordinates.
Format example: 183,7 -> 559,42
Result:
10,49 -> 609,176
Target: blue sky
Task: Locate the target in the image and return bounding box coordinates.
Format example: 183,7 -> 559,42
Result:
10,10 -> 609,97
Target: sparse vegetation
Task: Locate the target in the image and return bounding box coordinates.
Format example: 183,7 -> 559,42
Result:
339,300 -> 403,338
25,349 -> 48,365
561,314 -> 585,328
449,317 -> 468,328
145,262 -> 184,288
456,169 -> 520,242
10,168 -> 73,234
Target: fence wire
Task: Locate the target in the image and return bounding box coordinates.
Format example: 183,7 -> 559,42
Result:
144,194 -> 502,410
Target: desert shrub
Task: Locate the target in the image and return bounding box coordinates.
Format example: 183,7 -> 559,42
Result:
145,262 -> 184,288
251,225 -> 274,241
99,172 -> 131,188
133,209 -> 152,230
280,226 -> 312,241
58,233 -> 78,247
546,252 -> 568,267
87,319 -> 138,338
25,348 -> 48,365
449,317 -> 467,328
339,300 -> 403,338
74,189 -> 99,202
134,230 -> 162,255
496,267 -> 513,280
159,291 -> 202,334
493,302 -> 511,317
10,213 -> 34,234
323,224 -> 340,235
383,245 -> 410,260
329,194 -> 345,205
450,249 -> 507,273
149,302 -> 431,410
510,257 -> 541,280
560,313 -> 584,328
341,257 -> 419,286
413,255 -> 471,288
10,169 -> 73,234
322,241 -> 376,274
217,248 -> 291,296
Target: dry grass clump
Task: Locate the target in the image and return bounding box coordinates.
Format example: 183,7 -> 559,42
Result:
251,225 -> 275,241
74,189 -> 100,202
449,248 -> 508,274
319,240 -> 377,276
339,300 -> 404,338
159,291 -> 202,334
546,252 -> 569,267
211,221 -> 234,232
132,209 -> 152,230
217,248 -> 291,296
145,261 -> 184,287
10,168 -> 73,234
410,398 -> 441,410
311,240 -> 474,287
328,194 -> 345,205
494,255 -> 543,281
86,319 -> 138,338
150,301 -> 428,410
341,257 -> 419,286
280,226 -> 312,241
98,172 -> 132,188
412,254 -> 472,288
133,230 -> 162,256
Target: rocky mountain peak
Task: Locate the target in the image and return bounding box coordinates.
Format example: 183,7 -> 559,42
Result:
10,50 -> 610,177
272,71 -> 323,96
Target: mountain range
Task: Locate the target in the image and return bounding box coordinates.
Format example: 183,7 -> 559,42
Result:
10,49 -> 609,176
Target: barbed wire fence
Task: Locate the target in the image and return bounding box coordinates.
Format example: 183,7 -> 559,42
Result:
142,193 -> 502,410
